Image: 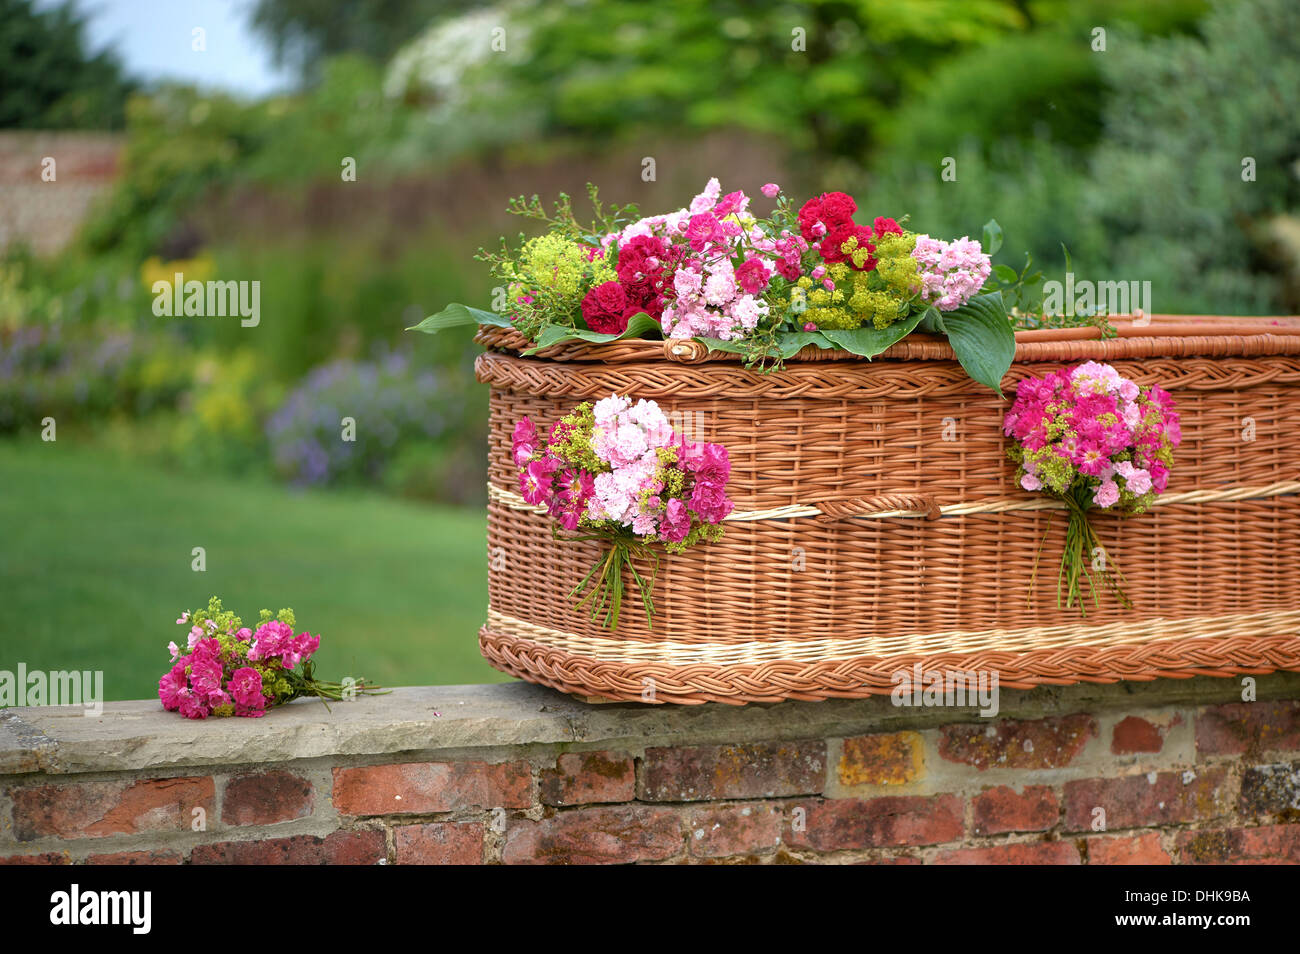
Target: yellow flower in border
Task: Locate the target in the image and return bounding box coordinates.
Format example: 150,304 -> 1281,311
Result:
140,254 -> 215,290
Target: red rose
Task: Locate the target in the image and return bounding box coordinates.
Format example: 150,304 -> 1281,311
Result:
616,235 -> 672,307
818,191 -> 857,226
637,294 -> 666,322
594,280 -> 627,314
820,223 -> 875,270
581,280 -> 630,334
872,217 -> 903,238
796,197 -> 824,242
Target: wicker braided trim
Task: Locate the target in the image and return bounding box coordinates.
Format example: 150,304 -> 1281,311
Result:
479,626 -> 1300,705
485,607 -> 1300,665
476,351 -> 1300,401
488,480 -> 1300,522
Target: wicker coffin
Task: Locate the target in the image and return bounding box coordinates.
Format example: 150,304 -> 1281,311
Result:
475,315 -> 1300,704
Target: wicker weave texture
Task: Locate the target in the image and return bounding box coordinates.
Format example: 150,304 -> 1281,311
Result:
475,320 -> 1300,703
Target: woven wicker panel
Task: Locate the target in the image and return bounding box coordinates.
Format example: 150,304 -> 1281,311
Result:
474,323 -> 1300,703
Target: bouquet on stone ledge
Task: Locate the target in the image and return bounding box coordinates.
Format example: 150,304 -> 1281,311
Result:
1004,361 -> 1181,614
158,597 -> 385,719
513,393 -> 733,629
412,179 -> 1016,393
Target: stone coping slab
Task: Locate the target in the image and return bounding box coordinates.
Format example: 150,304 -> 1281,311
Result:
3,673 -> 1297,777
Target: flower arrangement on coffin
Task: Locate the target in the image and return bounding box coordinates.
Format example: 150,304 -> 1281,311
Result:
1004,362 -> 1181,613
158,597 -> 385,718
513,393 -> 733,629
413,179 -> 1017,393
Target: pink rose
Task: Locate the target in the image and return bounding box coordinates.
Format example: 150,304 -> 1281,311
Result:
734,257 -> 772,295
177,689 -> 209,720
660,498 -> 692,543
228,667 -> 267,714
512,417 -> 538,467
1093,480 -> 1120,508
188,655 -> 224,695
686,213 -> 721,251
158,660 -> 188,711
248,620 -> 293,662
690,480 -> 733,524
520,457 -> 559,506
761,183 -> 780,198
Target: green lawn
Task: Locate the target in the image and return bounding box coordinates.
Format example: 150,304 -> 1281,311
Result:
0,439 -> 503,702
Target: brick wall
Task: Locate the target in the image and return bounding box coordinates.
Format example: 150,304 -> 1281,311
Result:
1,680 -> 1298,864
0,131 -> 123,255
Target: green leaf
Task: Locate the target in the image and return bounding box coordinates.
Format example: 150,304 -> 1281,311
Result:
938,291 -> 1016,396
696,336 -> 750,356
522,312 -> 659,354
776,330 -> 832,358
993,264 -> 1019,284
819,309 -> 925,358
696,332 -> 830,360
916,305 -> 945,334
407,302 -> 510,334
982,219 -> 1003,257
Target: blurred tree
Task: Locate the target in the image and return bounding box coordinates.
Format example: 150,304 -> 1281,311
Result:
250,0 -> 481,83
395,0 -> 1037,169
0,0 -> 134,128
1088,0 -> 1300,313
875,0 -> 1209,162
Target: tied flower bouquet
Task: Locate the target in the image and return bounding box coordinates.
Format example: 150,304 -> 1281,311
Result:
414,179 -> 1016,393
1004,361 -> 1181,613
514,393 -> 733,628
158,597 -> 385,718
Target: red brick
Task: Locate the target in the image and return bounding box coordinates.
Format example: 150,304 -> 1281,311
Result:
784,796 -> 963,852
539,751 -> 635,806
84,850 -> 183,865
939,714 -> 1096,770
1111,715 -> 1175,755
502,806 -> 682,864
1196,701 -> 1300,757
1063,769 -> 1230,831
838,732 -> 923,786
687,802 -> 784,858
934,841 -> 1080,865
222,771 -> 314,826
853,855 -> 922,865
8,776 -> 215,841
332,761 -> 531,816
1176,825 -> 1300,864
639,740 -> 825,801
191,830 -> 385,865
0,853 -> 69,865
394,822 -> 484,865
1086,833 -> 1171,865
971,785 -> 1058,835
